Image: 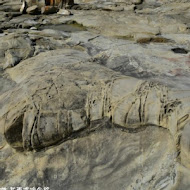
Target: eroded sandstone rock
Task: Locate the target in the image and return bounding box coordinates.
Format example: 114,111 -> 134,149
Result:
0,0 -> 190,189
0,49 -> 189,161
0,48 -> 189,189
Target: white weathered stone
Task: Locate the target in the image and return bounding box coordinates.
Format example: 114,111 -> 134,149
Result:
57,9 -> 72,15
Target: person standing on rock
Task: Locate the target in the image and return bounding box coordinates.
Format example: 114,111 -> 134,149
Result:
44,0 -> 74,8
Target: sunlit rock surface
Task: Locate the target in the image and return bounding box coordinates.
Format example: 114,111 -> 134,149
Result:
0,0 -> 190,189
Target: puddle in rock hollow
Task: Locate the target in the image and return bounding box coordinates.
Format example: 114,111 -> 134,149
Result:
39,23 -> 87,32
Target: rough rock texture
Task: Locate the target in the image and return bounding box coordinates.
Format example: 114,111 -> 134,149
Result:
1,48 -> 189,190
1,49 -> 189,151
0,0 -> 190,189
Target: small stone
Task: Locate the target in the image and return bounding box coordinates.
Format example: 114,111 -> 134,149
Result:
30,27 -> 37,30
26,5 -> 39,15
132,0 -> 143,5
57,9 -> 72,16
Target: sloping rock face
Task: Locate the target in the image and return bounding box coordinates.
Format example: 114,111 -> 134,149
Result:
1,124 -> 177,190
1,49 -> 189,190
0,0 -> 190,190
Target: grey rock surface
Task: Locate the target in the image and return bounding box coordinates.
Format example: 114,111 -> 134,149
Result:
0,0 -> 190,189
26,5 -> 39,15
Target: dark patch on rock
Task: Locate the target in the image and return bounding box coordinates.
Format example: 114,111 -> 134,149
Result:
0,164 -> 6,181
39,23 -> 86,32
5,114 -> 24,151
107,56 -> 154,79
137,37 -> 171,44
0,168 -> 5,180
171,48 -> 188,54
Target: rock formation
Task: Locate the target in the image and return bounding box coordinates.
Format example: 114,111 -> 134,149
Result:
0,0 -> 190,189
1,54 -> 189,154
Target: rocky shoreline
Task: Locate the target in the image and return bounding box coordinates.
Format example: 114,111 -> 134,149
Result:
0,0 -> 190,189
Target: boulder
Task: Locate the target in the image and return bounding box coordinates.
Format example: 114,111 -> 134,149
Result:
0,49 -> 189,189
26,5 -> 39,14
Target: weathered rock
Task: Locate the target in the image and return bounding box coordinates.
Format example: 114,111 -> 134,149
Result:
26,5 -> 39,15
0,34 -> 34,69
132,0 -> 143,5
0,49 -> 189,189
0,0 -> 190,189
3,50 -> 21,69
0,0 -> 21,12
0,125 -> 177,189
67,31 -> 189,89
57,9 -> 72,15
181,121 -> 190,168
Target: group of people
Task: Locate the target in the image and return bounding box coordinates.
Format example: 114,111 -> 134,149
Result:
20,0 -> 74,10
20,0 -> 74,14
44,0 -> 74,8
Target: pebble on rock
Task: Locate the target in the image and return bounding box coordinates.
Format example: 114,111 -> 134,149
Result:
57,9 -> 72,16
